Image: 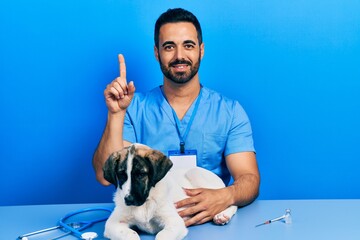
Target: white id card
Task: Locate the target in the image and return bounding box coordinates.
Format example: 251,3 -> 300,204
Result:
168,150 -> 197,169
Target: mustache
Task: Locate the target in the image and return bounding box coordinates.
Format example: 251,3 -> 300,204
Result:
169,59 -> 192,67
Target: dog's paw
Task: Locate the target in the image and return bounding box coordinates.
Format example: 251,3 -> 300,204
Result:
213,212 -> 230,225
104,228 -> 140,240
155,227 -> 188,240
124,230 -> 141,240
213,206 -> 237,225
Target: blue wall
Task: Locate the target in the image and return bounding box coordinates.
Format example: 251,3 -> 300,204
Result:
1,0 -> 359,205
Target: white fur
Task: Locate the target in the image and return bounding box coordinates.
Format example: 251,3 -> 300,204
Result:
122,150 -> 134,198
104,172 -> 187,240
170,167 -> 238,225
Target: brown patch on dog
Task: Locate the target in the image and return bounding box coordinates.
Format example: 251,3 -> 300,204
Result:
146,150 -> 173,186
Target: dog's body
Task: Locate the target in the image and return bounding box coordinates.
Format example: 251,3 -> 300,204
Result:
103,144 -> 237,240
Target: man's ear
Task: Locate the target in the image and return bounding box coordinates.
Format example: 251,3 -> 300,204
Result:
147,150 -> 173,186
200,42 -> 205,60
154,45 -> 160,62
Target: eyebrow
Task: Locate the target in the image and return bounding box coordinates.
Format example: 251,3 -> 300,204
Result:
184,40 -> 197,45
162,41 -> 175,47
161,40 -> 197,47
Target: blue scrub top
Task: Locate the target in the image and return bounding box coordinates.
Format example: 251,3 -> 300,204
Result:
123,86 -> 255,184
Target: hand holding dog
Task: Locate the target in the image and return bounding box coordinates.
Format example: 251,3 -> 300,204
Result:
104,54 -> 135,113
176,187 -> 233,226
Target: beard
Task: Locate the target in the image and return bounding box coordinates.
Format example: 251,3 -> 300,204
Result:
159,54 -> 201,84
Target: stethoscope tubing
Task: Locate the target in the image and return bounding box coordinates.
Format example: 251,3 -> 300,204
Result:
18,207 -> 112,240
58,207 -> 112,238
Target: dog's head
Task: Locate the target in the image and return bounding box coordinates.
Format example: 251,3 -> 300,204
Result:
103,144 -> 173,206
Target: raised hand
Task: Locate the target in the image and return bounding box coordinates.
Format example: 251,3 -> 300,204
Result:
104,54 -> 136,113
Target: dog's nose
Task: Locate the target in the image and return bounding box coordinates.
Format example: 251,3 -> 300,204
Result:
124,194 -> 135,206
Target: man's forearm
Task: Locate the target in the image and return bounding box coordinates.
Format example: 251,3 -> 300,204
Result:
228,173 -> 260,207
92,111 -> 126,185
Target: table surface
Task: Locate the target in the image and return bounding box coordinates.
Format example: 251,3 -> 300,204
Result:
1,199 -> 360,240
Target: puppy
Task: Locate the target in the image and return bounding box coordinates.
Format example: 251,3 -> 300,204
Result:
103,144 -> 237,240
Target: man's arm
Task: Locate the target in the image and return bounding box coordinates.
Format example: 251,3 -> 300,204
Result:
92,54 -> 135,185
92,112 -> 131,185
225,151 -> 260,206
176,151 -> 260,226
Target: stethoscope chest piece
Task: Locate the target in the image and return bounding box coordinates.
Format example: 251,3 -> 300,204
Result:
81,231 -> 98,239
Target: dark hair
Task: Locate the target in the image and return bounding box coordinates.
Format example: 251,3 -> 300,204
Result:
154,8 -> 203,48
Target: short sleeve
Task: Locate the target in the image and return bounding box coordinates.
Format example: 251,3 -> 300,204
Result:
123,107 -> 137,143
224,101 -> 255,156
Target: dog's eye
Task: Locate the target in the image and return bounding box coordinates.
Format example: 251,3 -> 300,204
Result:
137,171 -> 147,179
117,170 -> 127,183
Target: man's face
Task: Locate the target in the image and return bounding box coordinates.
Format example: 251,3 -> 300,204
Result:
155,22 -> 204,84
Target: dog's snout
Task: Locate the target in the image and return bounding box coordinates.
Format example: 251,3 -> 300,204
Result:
124,194 -> 135,206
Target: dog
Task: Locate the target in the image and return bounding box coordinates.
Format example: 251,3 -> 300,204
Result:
103,144 -> 237,240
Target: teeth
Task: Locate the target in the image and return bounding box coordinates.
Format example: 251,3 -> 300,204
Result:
174,65 -> 186,69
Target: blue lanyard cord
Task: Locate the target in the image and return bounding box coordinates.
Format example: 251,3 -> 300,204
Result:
162,87 -> 202,153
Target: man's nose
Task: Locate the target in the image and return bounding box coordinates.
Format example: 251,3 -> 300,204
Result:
175,47 -> 186,60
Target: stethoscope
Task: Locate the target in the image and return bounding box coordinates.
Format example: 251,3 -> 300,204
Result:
18,207 -> 112,240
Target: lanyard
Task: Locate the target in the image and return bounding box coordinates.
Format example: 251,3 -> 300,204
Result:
162,87 -> 202,153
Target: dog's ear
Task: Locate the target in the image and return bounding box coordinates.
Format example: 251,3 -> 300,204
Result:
103,147 -> 131,187
103,152 -> 120,188
147,150 -> 173,186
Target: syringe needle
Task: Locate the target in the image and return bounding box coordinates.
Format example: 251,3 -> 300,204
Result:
255,215 -> 285,227
255,220 -> 270,227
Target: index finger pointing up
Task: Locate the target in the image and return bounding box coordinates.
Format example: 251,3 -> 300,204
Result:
118,54 -> 126,78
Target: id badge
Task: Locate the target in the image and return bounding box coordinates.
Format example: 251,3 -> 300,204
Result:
168,149 -> 197,169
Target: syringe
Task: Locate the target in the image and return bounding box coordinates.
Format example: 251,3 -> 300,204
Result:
255,209 -> 292,227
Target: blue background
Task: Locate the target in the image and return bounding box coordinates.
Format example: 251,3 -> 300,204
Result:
1,0 -> 359,206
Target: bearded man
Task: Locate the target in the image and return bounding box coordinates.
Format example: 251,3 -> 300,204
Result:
93,8 -> 260,227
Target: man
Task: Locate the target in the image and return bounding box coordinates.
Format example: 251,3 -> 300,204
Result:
93,8 -> 260,226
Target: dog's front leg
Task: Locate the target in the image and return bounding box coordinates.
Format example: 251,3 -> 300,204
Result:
104,212 -> 140,240
155,212 -> 188,240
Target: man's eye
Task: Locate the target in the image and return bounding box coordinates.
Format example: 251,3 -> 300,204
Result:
184,44 -> 195,49
164,45 -> 174,50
